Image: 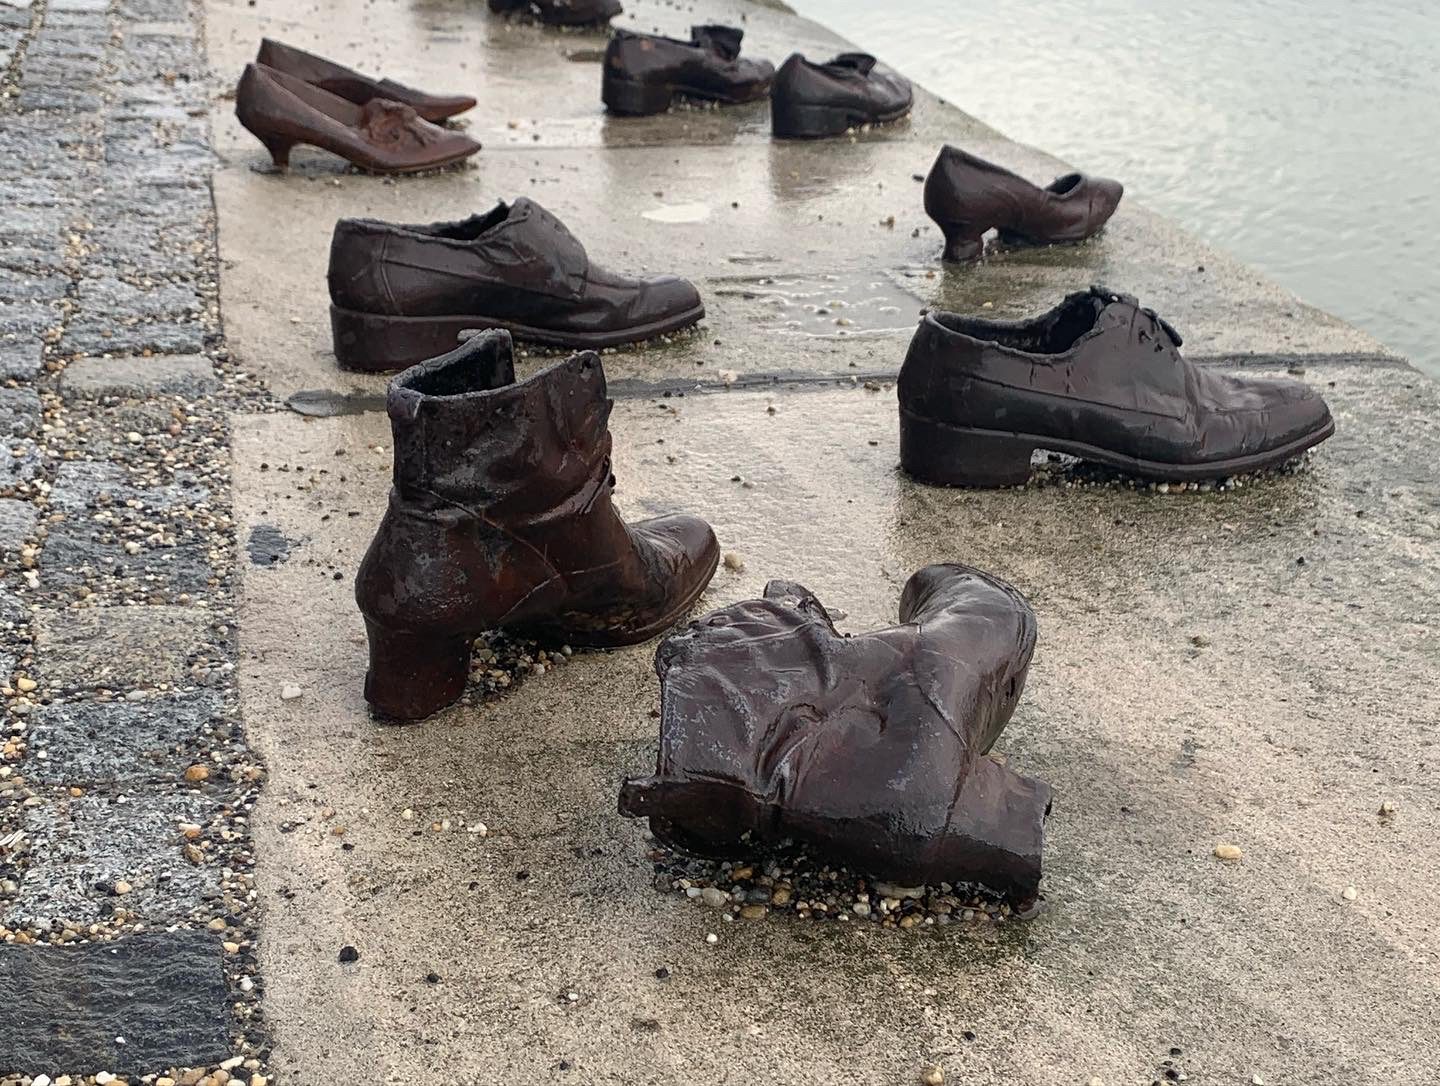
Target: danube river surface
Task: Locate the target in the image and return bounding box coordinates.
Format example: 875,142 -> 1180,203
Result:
789,0 -> 1440,377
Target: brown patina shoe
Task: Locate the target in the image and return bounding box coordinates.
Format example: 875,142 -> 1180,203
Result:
923,144 -> 1123,261
602,26 -> 774,116
619,565 -> 1051,906
327,197 -> 705,370
770,53 -> 913,139
899,286 -> 1336,485
255,39 -> 476,122
355,330 -> 720,721
234,64 -> 480,173
488,0 -> 621,26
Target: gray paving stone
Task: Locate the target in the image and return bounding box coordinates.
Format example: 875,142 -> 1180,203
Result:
26,690 -> 229,785
0,266 -> 70,304
60,353 -> 218,398
49,461 -> 211,513
0,301 -> 55,337
18,87 -> 104,113
9,790 -> 225,925
34,604 -> 212,691
75,275 -> 201,321
0,339 -> 43,379
0,496 -> 38,550
0,387 -> 41,437
49,0 -> 110,10
64,317 -> 206,357
0,930 -> 230,1076
0,586 -> 26,627
39,523 -> 213,593
0,438 -> 44,488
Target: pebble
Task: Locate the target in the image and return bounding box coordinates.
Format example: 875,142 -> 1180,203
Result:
921,1066 -> 944,1085
1213,843 -> 1243,861
770,888 -> 791,906
704,932 -> 718,944
722,551 -> 745,572
15,677 -> 36,693
183,764 -> 210,782
338,944 -> 360,963
1341,885 -> 1358,901
699,887 -> 728,908
739,904 -> 767,920
280,684 -> 302,700
1088,1078 -> 1105,1086
1379,800 -> 1396,816
875,882 -> 925,900
113,880 -> 131,895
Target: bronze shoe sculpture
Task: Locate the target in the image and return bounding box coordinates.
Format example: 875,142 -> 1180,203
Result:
255,38 -> 476,122
356,329 -> 720,721
770,53 -> 913,139
923,144 -> 1123,261
602,26 -> 774,116
234,64 -> 481,173
328,197 -> 705,370
898,286 -> 1335,486
619,565 -> 1051,906
488,0 -> 622,26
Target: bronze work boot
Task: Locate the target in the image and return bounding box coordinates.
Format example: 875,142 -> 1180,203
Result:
923,144 -> 1123,261
619,564 -> 1051,906
355,330 -> 720,721
234,63 -> 481,174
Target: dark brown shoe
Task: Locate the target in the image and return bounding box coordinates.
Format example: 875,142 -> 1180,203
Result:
923,144 -> 1123,261
488,0 -> 621,26
328,197 -> 705,370
619,564 -> 1050,906
255,38 -> 476,122
770,53 -> 913,139
355,330 -> 720,721
898,286 -> 1335,486
234,64 -> 481,173
602,26 -> 774,116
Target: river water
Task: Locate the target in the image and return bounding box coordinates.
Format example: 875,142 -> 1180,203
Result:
789,0 -> 1440,377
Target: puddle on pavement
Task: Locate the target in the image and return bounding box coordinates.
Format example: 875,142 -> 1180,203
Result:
641,202 -> 712,224
711,270 -> 923,337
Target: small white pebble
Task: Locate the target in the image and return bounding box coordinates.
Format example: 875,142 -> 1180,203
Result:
1341,885 -> 1358,902
704,932 -> 718,944
1214,843 -> 1243,861
280,684 -> 302,701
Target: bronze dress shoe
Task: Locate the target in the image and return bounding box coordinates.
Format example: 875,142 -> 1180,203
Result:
234,64 -> 480,173
255,38 -> 475,122
770,53 -> 913,139
328,197 -> 705,370
602,25 -> 774,116
923,144 -> 1123,261
898,286 -> 1336,486
356,329 -> 719,721
488,0 -> 621,26
619,564 -> 1051,906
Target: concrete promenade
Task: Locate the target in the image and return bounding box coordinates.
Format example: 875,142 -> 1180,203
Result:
2,0 -> 1438,1084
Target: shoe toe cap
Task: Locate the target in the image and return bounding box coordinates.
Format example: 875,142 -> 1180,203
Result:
637,274 -> 704,323
637,514 -> 720,582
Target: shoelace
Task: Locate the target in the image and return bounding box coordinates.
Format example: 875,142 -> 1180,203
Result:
1089,285 -> 1183,349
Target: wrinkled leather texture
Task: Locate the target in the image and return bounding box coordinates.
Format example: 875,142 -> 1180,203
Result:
923,144 -> 1123,246
604,25 -> 774,102
488,0 -> 622,26
234,63 -> 480,172
619,565 -> 1051,904
771,51 -> 913,119
899,286 -> 1335,467
327,198 -> 702,338
355,329 -> 719,645
255,38 -> 475,121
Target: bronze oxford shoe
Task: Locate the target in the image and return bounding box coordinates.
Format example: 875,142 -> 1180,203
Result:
898,286 -> 1335,486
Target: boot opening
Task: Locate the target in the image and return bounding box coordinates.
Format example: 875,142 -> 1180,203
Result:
395,329 -> 517,396
1045,172 -> 1083,195
410,202 -> 511,242
934,292 -> 1104,355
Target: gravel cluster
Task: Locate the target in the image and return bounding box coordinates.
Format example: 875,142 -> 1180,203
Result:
644,839 -> 1032,930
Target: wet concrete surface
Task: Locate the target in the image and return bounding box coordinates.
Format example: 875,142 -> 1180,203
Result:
207,0 -> 1438,1083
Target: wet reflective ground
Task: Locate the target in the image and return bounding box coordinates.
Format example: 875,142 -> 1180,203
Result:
794,0 -> 1440,379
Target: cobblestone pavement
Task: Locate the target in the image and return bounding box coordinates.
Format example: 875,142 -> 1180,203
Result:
1,0 -> 274,1082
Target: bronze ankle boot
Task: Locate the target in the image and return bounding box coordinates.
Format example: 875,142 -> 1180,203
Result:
355,329 -> 720,721
619,564 -> 1051,905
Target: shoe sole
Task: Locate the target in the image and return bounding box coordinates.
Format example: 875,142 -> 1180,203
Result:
330,301 -> 706,372
771,98 -> 913,140
603,75 -> 770,117
899,407 -> 1337,486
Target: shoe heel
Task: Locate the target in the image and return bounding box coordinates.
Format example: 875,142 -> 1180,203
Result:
900,410 -> 1034,487
330,304 -> 472,373
362,620 -> 472,721
937,222 -> 986,262
771,100 -> 853,139
258,133 -> 296,170
603,77 -> 675,116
